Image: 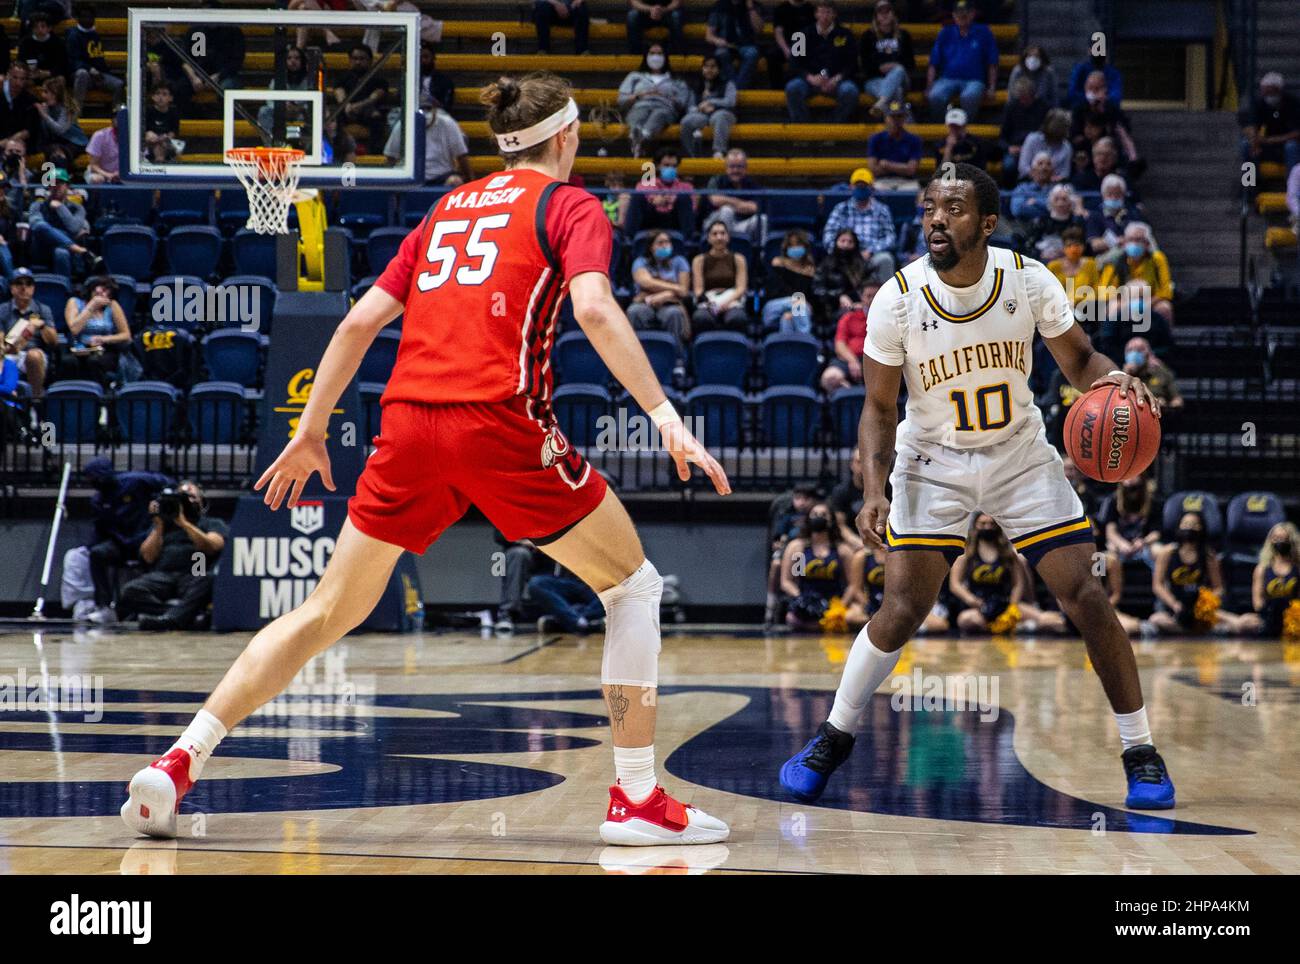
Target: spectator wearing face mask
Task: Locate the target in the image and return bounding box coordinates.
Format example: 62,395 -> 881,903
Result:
1071,70 -> 1140,173
779,501 -> 854,631
1007,45 -> 1057,109
1047,225 -> 1100,309
1084,172 -> 1138,255
1027,183 -> 1086,260
1099,474 -> 1163,572
1239,71 -> 1300,175
1097,222 -> 1173,348
820,168 -> 896,285
762,229 -> 816,333
1238,524 -> 1300,639
618,45 -> 692,159
1066,53 -> 1122,110
814,227 -> 870,326
626,146 -> 696,236
627,230 -> 692,357
1121,336 -> 1182,411
1150,512 -> 1244,636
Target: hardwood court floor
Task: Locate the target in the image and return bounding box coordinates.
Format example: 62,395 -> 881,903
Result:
0,625 -> 1296,875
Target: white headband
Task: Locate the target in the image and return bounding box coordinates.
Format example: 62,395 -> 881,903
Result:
496,98 -> 579,152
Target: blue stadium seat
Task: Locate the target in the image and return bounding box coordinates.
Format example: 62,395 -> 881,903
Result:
829,385 -> 865,447
761,332 -> 820,388
137,324 -> 197,387
691,331 -> 749,389
187,381 -> 249,444
33,273 -> 70,315
217,188 -> 251,235
202,329 -> 265,387
214,275 -> 277,333
1225,492 -> 1285,560
335,191 -> 392,233
157,189 -> 213,228
98,186 -> 156,226
401,188 -> 445,226
366,227 -> 409,274
760,386 -> 820,447
876,191 -> 916,223
637,330 -> 679,386
358,381 -> 386,443
42,380 -> 103,443
150,276 -> 207,332
232,229 -> 278,276
554,331 -> 610,385
552,383 -> 610,448
166,225 -> 224,279
1161,490 -> 1224,544
110,274 -> 139,328
101,225 -> 158,280
358,328 -> 402,384
765,193 -> 820,231
686,385 -> 744,448
114,380 -> 181,443
351,275 -> 379,301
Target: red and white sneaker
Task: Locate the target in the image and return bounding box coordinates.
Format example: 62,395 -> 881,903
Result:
599,784 -> 730,846
120,748 -> 195,839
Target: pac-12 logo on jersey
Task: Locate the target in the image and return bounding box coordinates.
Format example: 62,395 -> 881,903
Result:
484,174 -> 515,190
1003,299 -> 1018,314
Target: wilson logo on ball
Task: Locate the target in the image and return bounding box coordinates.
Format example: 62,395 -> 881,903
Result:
1107,405 -> 1131,472
1064,386 -> 1160,483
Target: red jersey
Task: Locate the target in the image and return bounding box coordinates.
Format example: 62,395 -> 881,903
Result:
375,168 -> 612,407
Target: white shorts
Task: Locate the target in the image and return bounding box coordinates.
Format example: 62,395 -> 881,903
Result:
886,420 -> 1093,565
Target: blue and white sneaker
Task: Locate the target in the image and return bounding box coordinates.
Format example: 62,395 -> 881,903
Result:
1122,745 -> 1176,809
779,721 -> 855,803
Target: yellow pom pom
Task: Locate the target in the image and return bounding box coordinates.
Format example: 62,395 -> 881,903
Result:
1282,599 -> 1300,641
820,595 -> 848,633
989,602 -> 1021,635
1193,586 -> 1220,631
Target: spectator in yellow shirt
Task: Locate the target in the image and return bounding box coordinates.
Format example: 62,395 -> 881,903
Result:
1048,225 -> 1101,310
1097,221 -> 1173,355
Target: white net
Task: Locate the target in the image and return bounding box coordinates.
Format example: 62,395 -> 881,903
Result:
224,147 -> 304,235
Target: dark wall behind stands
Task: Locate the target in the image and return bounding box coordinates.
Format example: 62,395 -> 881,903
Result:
0,513 -> 770,614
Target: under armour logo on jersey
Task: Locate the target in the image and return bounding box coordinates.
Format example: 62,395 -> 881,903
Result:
920,318 -> 940,331
914,454 -> 932,465
504,134 -> 521,147
1004,299 -> 1018,314
611,806 -> 627,816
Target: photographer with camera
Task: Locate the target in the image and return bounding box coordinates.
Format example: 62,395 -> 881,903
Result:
117,480 -> 228,632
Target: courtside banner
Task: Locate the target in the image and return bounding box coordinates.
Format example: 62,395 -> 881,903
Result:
211,291 -> 422,631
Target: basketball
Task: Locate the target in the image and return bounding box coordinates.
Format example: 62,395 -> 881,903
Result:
1063,385 -> 1161,482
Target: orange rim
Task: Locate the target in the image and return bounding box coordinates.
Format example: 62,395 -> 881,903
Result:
224,146 -> 305,177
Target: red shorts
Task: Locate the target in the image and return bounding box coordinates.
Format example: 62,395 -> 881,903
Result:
348,397 -> 607,553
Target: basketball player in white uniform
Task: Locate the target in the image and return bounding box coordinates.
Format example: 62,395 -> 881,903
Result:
780,164 -> 1177,810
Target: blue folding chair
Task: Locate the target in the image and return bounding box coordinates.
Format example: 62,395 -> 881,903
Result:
232,229 -> 277,276
552,383 -> 611,448
637,330 -> 679,386
187,381 -> 248,444
166,225 -> 223,279
760,386 -> 820,447
358,329 -> 402,384
761,332 -> 820,388
101,225 -> 158,280
42,380 -> 103,443
554,331 -> 610,385
692,331 -> 749,389
685,385 -> 744,448
202,329 -> 265,387
115,380 -> 181,443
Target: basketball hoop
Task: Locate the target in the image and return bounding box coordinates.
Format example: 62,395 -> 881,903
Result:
224,146 -> 306,235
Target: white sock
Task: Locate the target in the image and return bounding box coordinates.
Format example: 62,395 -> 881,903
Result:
169,708 -> 228,782
613,744 -> 657,803
1114,706 -> 1152,750
827,623 -> 901,734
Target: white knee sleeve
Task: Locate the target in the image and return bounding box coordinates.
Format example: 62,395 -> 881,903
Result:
598,559 -> 662,688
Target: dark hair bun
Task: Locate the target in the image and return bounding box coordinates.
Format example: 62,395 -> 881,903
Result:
481,77 -> 521,112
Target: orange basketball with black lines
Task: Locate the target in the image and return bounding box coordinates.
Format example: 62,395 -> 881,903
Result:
1063,386 -> 1161,482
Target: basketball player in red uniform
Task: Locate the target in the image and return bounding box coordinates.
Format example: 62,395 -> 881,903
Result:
122,72 -> 732,846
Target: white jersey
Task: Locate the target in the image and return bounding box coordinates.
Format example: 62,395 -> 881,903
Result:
864,246 -> 1074,450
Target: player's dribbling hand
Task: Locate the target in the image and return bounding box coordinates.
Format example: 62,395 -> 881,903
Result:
856,495 -> 890,550
1090,371 -> 1162,418
254,431 -> 336,510
659,419 -> 731,495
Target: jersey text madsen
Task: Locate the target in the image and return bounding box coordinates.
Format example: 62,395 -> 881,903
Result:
916,338 -> 1029,393
443,186 -> 528,209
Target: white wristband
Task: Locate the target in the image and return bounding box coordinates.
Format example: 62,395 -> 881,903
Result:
648,399 -> 681,428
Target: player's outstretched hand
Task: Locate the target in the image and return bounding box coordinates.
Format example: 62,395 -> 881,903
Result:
1091,371 -> 1162,418
856,495 -> 890,550
659,419 -> 731,495
254,432 -> 336,511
